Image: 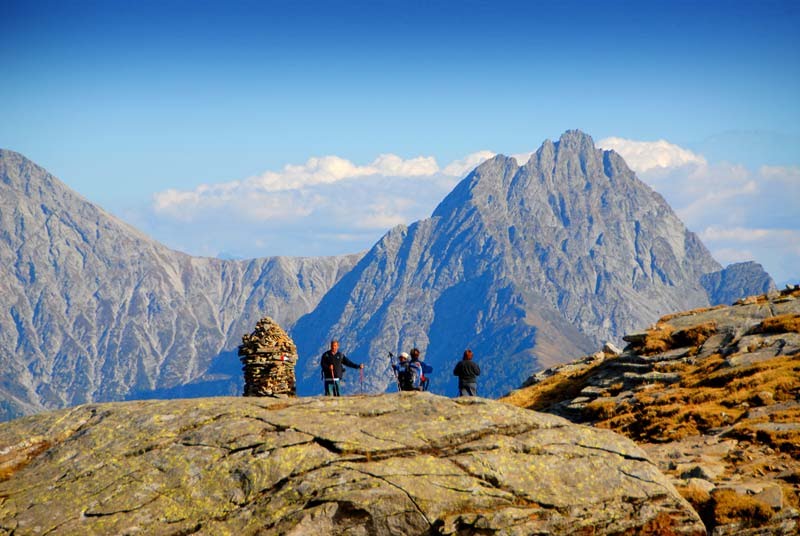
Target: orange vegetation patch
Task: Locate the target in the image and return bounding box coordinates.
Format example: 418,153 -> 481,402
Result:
671,321 -> 717,348
500,362 -> 606,411
752,313 -> 800,334
591,354 -> 800,445
639,321 -> 718,355
708,489 -> 773,527
678,486 -> 774,532
643,324 -> 675,355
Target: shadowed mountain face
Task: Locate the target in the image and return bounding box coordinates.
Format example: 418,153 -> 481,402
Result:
0,149 -> 361,420
292,131 -> 767,398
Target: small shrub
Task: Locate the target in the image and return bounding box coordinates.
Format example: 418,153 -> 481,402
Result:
585,399 -> 619,420
677,484 -> 711,513
710,489 -> 772,527
672,321 -> 717,347
644,324 -> 675,354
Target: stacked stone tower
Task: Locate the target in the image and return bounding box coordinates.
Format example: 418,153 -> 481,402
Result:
238,316 -> 297,397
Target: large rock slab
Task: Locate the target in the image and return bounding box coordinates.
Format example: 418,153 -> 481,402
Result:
0,394 -> 703,535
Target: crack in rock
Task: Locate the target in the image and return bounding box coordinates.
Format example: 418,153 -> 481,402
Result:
349,467 -> 433,527
83,495 -> 159,518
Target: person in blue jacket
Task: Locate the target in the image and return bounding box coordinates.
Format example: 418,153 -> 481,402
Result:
409,348 -> 433,391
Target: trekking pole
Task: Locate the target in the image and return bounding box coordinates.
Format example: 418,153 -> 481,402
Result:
329,364 -> 339,396
359,365 -> 364,394
387,351 -> 399,390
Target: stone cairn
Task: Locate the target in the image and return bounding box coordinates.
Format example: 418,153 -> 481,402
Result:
238,316 -> 297,397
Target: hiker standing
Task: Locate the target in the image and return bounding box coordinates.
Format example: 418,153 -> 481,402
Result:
410,348 -> 433,391
453,349 -> 480,397
394,352 -> 423,391
320,339 -> 363,396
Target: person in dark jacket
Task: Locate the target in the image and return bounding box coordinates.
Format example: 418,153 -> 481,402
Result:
320,339 -> 363,396
453,349 -> 480,397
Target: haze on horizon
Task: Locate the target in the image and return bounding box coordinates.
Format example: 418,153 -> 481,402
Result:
1,0 -> 798,284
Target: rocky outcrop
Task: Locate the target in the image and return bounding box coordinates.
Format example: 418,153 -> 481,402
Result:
0,394 -> 704,535
502,287 -> 800,534
0,149 -> 361,420
701,261 -> 776,306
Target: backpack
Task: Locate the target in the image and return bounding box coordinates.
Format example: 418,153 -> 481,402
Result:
398,361 -> 421,391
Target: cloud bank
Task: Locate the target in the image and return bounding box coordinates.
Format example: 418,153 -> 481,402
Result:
147,151 -> 495,258
141,139 -> 798,285
598,137 -> 707,171
599,138 -> 799,285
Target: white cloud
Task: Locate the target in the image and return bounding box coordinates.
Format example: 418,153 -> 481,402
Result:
371,154 -> 439,176
152,151 -> 490,221
511,152 -> 534,166
597,137 -> 706,172
442,151 -> 496,177
759,165 -> 800,185
700,226 -> 800,244
141,142 -> 799,285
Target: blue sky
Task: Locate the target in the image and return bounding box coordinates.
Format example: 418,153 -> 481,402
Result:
1,0 -> 798,284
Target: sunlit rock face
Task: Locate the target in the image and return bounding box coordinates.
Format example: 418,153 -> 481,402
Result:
0,394 -> 705,535
293,130 -> 769,398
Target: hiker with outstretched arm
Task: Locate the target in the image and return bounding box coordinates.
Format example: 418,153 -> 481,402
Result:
453,349 -> 480,397
320,339 -> 363,396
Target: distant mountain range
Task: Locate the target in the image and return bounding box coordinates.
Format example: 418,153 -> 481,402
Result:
0,149 -> 360,420
0,132 -> 774,419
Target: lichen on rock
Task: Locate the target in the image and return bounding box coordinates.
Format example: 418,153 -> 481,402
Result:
0,394 -> 704,535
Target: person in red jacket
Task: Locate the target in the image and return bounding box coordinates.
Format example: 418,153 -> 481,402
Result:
320,339 -> 363,396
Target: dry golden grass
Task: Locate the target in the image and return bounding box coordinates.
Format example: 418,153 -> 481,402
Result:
643,323 -> 675,354
537,353 -> 799,445
752,313 -> 800,334
500,362 -> 605,411
709,489 -> 773,527
676,485 -> 711,516
672,321 -> 717,347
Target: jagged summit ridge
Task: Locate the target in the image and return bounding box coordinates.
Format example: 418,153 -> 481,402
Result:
292,130 -> 769,398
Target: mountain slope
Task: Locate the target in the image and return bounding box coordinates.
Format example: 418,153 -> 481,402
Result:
501,286 -> 800,534
292,131 -> 767,398
0,149 -> 360,420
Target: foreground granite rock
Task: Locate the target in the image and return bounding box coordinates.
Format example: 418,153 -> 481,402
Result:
0,394 -> 703,535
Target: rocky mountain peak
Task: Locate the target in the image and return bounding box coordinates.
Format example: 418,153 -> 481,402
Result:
293,130 -> 767,398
